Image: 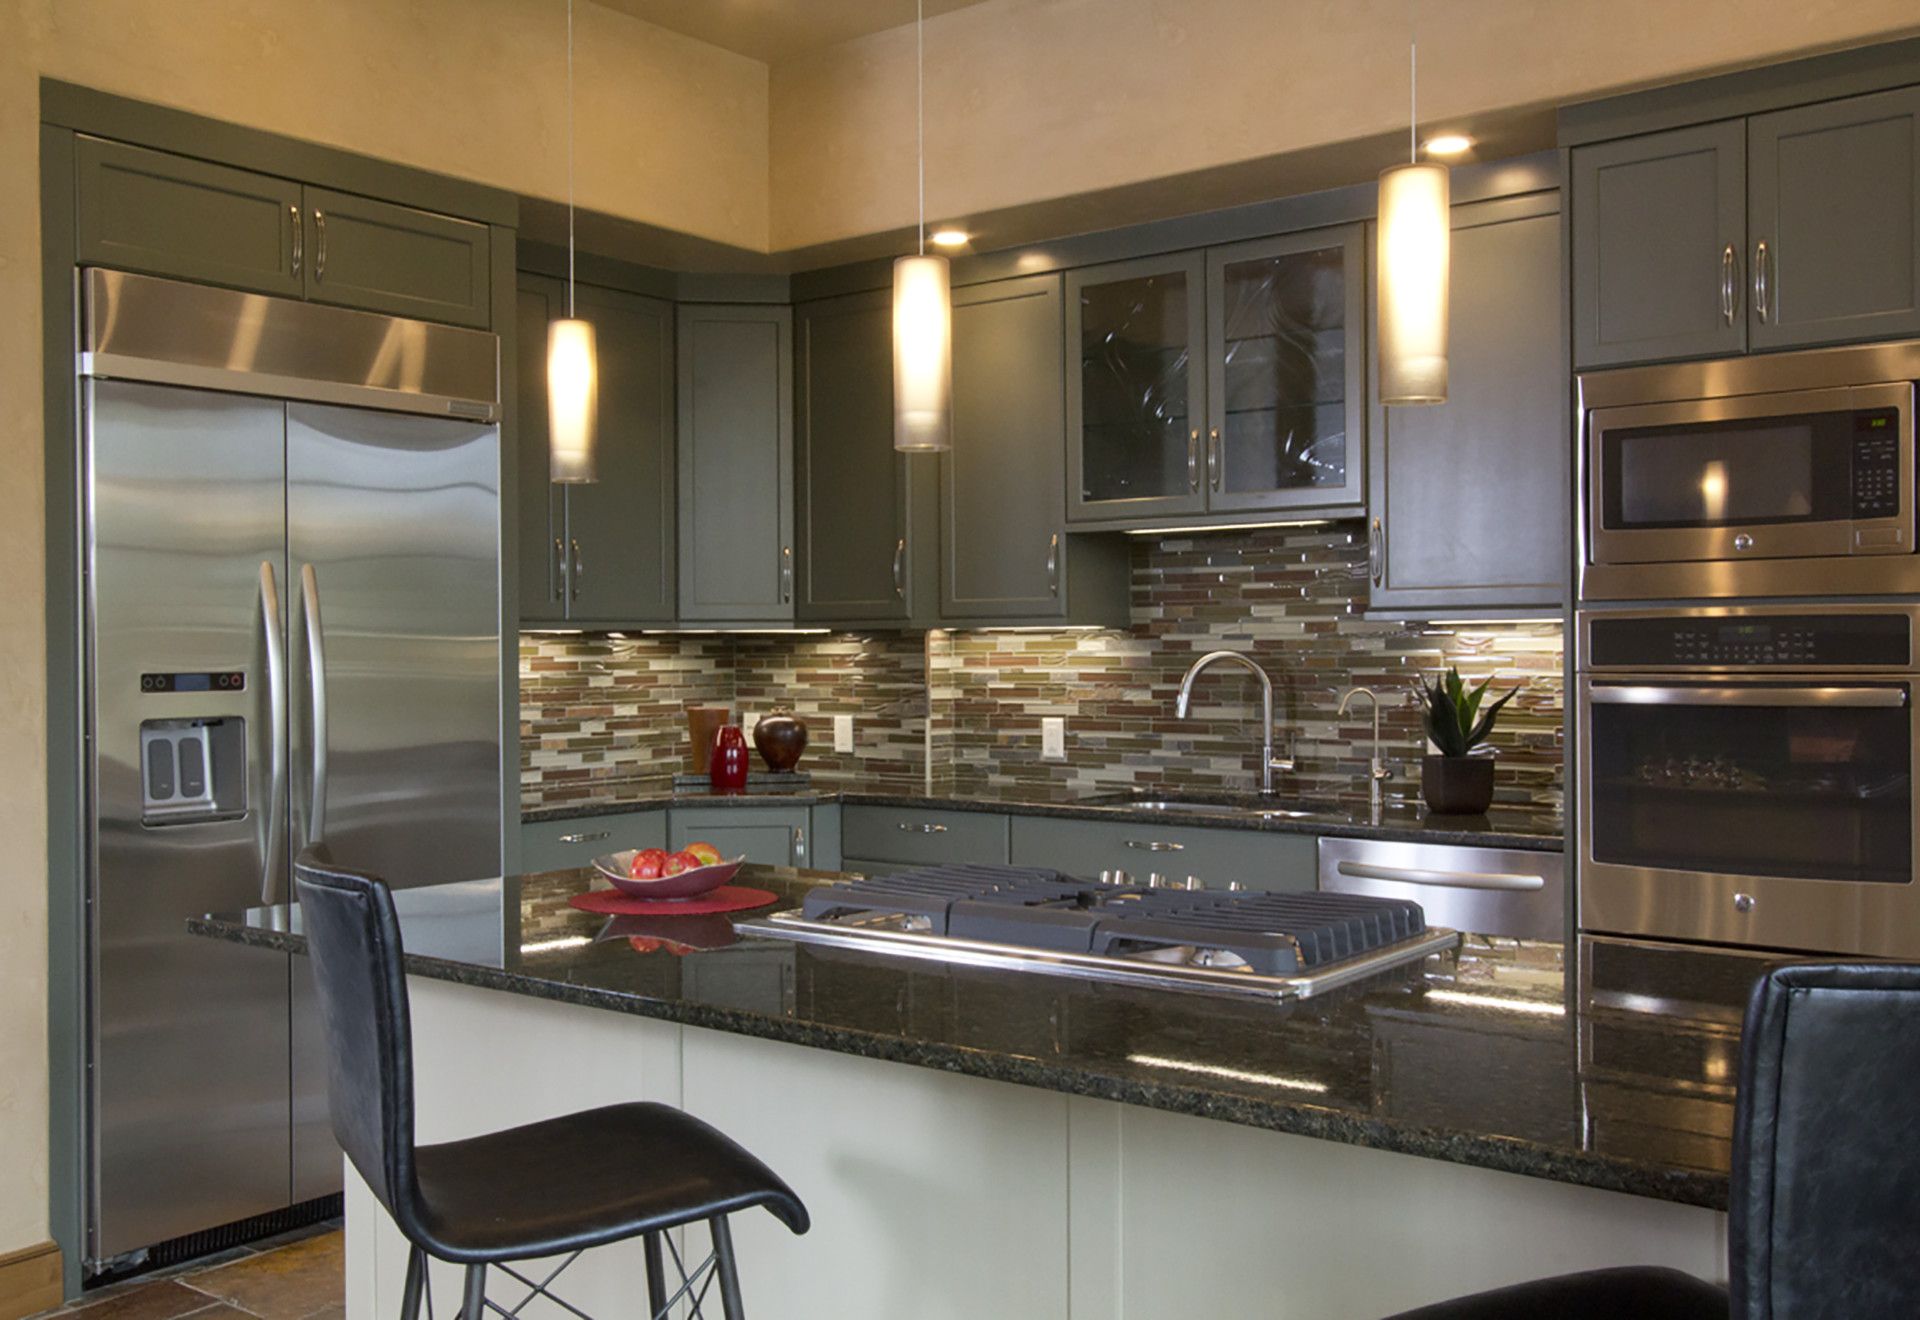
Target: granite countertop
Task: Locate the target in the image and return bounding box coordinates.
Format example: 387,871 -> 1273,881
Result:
523,781 -> 1565,852
193,864 -> 1734,1209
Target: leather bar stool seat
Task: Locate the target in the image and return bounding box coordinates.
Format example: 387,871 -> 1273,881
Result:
294,848 -> 807,1320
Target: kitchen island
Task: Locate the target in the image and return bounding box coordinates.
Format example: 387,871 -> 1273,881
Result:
194,865 -> 1730,1319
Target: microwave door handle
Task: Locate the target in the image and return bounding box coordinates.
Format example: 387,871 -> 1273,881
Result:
1590,685 -> 1909,709
258,562 -> 289,905
300,564 -> 329,843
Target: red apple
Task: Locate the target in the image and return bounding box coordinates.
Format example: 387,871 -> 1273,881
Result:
628,852 -> 666,880
662,850 -> 701,876
684,841 -> 722,866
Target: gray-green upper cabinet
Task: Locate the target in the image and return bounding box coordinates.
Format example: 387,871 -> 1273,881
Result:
1066,252 -> 1209,523
1571,121 -> 1747,369
517,273 -> 676,627
1203,226 -> 1366,515
677,305 -> 795,623
75,136 -> 303,297
301,186 -> 491,329
1748,85 -> 1920,351
793,290 -> 922,625
1367,195 -> 1566,613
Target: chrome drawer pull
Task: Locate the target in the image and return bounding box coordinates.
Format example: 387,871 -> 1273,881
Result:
1336,860 -> 1544,892
1125,839 -> 1184,852
898,822 -> 949,834
557,830 -> 610,844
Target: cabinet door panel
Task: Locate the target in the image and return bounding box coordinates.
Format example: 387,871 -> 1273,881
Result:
669,807 -> 808,868
1008,816 -> 1316,892
677,306 -> 796,622
76,135 -> 301,296
1368,197 -> 1566,612
515,274 -> 567,622
1572,122 -> 1746,368
521,810 -> 666,873
1205,226 -> 1366,514
795,291 -> 912,622
304,186 -> 491,328
944,275 -> 1071,618
1750,86 -> 1920,350
1067,253 -> 1208,522
565,284 -> 676,624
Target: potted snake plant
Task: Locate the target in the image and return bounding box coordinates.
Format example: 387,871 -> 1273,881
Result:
1418,668 -> 1516,814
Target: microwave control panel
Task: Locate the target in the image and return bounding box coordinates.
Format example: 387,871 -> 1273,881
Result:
1850,409 -> 1902,519
1589,613 -> 1912,669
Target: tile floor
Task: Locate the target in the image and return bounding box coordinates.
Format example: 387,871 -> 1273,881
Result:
36,1229 -> 342,1320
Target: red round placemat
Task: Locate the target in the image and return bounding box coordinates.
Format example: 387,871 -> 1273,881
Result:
567,885 -> 779,917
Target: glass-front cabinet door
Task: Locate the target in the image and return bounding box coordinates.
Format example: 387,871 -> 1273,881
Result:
1205,226 -> 1366,513
1066,253 -> 1208,522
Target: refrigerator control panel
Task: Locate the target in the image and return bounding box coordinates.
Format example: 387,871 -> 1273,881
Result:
139,719 -> 246,825
141,670 -> 246,693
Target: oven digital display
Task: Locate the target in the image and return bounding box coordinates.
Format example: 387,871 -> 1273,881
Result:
1588,614 -> 1910,667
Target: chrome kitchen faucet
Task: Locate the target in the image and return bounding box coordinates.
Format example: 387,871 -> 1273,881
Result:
1174,650 -> 1297,795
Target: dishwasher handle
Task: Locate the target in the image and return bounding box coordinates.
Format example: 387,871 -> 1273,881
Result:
1334,860 -> 1545,892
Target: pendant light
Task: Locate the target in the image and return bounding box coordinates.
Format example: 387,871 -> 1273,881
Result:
892,0 -> 952,453
1377,35 -> 1450,406
548,0 -> 598,482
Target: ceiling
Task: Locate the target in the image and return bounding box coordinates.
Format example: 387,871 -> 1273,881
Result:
595,0 -> 990,65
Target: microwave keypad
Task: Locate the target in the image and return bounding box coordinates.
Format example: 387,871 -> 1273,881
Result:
1851,417 -> 1901,519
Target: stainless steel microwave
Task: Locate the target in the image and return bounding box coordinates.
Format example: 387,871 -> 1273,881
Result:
1580,341 -> 1920,600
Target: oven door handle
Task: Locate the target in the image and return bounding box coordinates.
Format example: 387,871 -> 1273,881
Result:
1589,684 -> 1909,709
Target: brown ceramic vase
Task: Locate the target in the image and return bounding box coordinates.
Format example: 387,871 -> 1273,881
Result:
753,710 -> 809,772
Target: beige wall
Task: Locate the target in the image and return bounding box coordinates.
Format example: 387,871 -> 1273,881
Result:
769,0 -> 1920,249
0,0 -> 768,1262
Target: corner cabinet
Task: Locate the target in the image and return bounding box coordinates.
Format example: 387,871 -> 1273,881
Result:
516,273 -> 676,627
1366,194 -> 1566,614
1066,225 -> 1366,526
677,305 -> 796,624
793,291 -> 931,626
1572,85 -> 1920,368
75,136 -> 491,328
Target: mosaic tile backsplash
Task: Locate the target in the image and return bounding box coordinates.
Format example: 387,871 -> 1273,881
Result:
521,525 -> 1564,813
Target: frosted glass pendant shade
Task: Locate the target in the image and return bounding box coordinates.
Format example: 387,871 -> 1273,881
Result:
547,317 -> 598,482
1377,161 -> 1450,405
892,253 -> 953,452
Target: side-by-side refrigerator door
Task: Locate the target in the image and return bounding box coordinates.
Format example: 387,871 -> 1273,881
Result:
285,402 -> 503,1201
86,380 -> 292,1263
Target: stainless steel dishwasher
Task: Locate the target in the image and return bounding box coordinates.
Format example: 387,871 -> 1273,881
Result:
1318,837 -> 1566,942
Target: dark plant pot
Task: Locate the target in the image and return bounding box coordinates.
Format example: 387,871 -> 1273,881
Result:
753,710 -> 809,773
1422,754 -> 1496,815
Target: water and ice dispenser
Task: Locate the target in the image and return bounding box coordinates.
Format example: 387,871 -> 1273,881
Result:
138,670 -> 249,825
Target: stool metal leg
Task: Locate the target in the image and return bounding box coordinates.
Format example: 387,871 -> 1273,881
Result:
710,1217 -> 745,1320
459,1264 -> 486,1320
642,1233 -> 669,1320
400,1247 -> 427,1320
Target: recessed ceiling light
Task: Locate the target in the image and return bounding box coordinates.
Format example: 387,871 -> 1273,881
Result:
1423,133 -> 1474,157
929,228 -> 970,249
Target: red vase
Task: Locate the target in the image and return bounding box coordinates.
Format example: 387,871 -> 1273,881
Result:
709,725 -> 750,795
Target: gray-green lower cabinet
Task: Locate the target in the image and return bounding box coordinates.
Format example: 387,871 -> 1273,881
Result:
301,185 -> 490,329
841,805 -> 1012,867
677,305 -> 796,623
1009,815 -> 1316,891
669,805 -> 814,868
520,810 -> 666,873
1366,193 -> 1565,613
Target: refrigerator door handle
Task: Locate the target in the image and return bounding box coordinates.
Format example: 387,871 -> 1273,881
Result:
259,562 -> 289,905
300,563 -> 330,844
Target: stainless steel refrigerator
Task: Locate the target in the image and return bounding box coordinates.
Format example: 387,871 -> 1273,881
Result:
78,269 -> 505,1271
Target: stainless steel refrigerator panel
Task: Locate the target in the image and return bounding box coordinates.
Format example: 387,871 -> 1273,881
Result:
85,380 -> 293,1261
285,402 -> 503,885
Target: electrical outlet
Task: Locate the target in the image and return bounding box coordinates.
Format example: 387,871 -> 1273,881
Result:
833,714 -> 854,753
1041,716 -> 1066,760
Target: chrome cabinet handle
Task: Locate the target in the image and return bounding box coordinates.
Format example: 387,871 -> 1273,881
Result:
258,563 -> 288,905
313,210 -> 327,282
569,539 -> 583,602
793,825 -> 807,865
898,822 -> 949,834
1336,860 -> 1545,892
1207,427 -> 1222,491
1125,839 -> 1185,852
552,537 -> 566,602
1754,240 -> 1769,323
1720,243 -> 1737,325
1369,517 -> 1384,587
781,546 -> 794,603
290,204 -> 303,278
1047,533 -> 1060,595
893,538 -> 906,600
557,830 -> 610,845
299,564 -> 329,845
1187,428 -> 1200,490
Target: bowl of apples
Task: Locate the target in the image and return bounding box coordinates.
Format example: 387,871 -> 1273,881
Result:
592,841 -> 746,900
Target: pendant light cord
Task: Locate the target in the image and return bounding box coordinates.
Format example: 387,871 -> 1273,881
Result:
566,0 -> 576,316
916,0 -> 926,256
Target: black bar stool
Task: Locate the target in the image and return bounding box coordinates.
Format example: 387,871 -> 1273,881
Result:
294,849 -> 808,1320
1386,962 -> 1920,1320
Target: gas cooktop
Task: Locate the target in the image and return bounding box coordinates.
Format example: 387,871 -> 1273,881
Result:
736,864 -> 1460,1000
